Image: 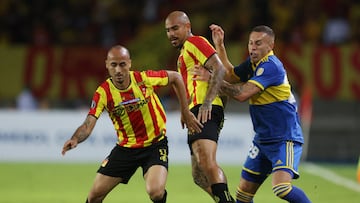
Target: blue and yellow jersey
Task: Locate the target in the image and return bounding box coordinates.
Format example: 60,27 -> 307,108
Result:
88,70 -> 168,148
177,35 -> 224,109
233,51 -> 303,143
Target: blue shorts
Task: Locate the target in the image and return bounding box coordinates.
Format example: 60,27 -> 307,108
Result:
242,140 -> 302,184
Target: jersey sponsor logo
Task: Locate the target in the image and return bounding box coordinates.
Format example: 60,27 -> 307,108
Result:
120,98 -> 140,105
112,97 -> 150,117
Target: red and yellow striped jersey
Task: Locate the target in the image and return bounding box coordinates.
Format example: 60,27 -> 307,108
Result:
88,70 -> 168,148
177,36 -> 224,109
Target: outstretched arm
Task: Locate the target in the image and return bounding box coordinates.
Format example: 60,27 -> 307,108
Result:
210,24 -> 239,83
220,80 -> 260,102
192,66 -> 261,102
167,71 -> 203,133
61,115 -> 97,155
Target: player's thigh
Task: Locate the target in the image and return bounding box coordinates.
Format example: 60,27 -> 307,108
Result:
188,105 -> 224,145
238,176 -> 262,194
191,139 -> 217,163
144,165 -> 168,192
89,173 -> 123,196
142,139 -> 169,191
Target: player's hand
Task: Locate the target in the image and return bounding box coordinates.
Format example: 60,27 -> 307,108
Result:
61,139 -> 78,155
181,111 -> 203,134
197,101 -> 212,124
191,64 -> 211,82
209,24 -> 225,47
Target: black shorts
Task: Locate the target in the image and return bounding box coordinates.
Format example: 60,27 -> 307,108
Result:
188,105 -> 224,150
97,137 -> 168,184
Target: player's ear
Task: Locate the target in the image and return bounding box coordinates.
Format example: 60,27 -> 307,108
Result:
270,42 -> 274,50
186,22 -> 191,32
269,37 -> 275,49
105,60 -> 108,68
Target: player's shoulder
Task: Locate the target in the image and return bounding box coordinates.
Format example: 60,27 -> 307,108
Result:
96,78 -> 112,92
260,55 -> 283,69
99,78 -> 112,86
186,35 -> 210,45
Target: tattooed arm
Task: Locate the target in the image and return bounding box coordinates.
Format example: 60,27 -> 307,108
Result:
198,53 -> 225,123
61,115 -> 97,155
192,65 -> 261,102
220,80 -> 261,102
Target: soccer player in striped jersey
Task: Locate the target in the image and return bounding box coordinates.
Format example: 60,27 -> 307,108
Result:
165,11 -> 235,203
61,45 -> 202,203
195,24 -> 312,203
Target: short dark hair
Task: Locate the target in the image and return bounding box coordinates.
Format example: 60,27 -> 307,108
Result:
252,25 -> 275,39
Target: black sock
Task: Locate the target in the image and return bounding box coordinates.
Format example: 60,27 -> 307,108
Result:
152,190 -> 167,203
211,183 -> 235,203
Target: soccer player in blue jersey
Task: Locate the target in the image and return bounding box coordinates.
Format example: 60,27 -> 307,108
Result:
194,25 -> 311,203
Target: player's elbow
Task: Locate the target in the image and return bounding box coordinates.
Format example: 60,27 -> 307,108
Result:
167,71 -> 182,85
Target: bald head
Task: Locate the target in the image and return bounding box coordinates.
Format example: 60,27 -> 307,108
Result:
107,45 -> 130,60
166,11 -> 190,25
165,11 -> 192,48
105,45 -> 132,89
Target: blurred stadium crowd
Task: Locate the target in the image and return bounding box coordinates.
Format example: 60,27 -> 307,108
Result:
1,0 -> 359,47
1,0 -> 360,110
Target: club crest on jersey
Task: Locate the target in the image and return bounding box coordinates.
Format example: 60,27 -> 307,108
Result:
136,81 -> 147,96
122,93 -> 135,101
256,67 -> 264,76
101,158 -> 109,167
141,87 -> 146,96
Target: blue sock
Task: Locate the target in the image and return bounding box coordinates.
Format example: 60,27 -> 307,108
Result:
282,185 -> 311,203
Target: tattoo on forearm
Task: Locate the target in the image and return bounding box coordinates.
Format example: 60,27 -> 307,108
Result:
220,81 -> 242,97
206,64 -> 225,100
73,119 -> 91,142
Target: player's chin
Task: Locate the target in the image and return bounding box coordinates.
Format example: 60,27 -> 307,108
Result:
250,55 -> 258,63
170,41 -> 180,48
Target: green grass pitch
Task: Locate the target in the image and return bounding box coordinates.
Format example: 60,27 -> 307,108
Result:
0,163 -> 359,203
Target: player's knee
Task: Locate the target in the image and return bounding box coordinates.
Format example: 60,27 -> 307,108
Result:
88,189 -> 105,202
235,186 -> 254,203
149,189 -> 167,203
147,185 -> 165,201
272,182 -> 292,199
196,158 -> 219,177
